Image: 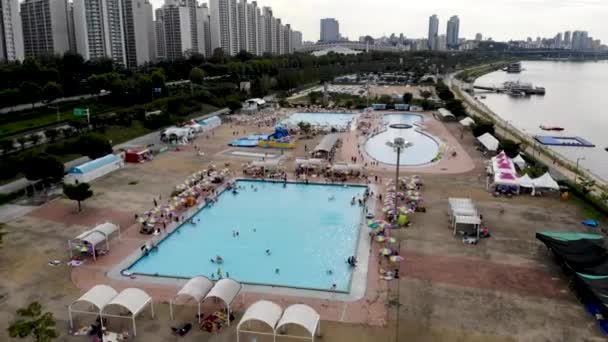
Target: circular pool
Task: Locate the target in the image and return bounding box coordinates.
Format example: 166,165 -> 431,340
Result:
364,114 -> 440,165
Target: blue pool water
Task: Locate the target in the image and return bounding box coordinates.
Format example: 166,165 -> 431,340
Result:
280,112 -> 357,128
127,180 -> 367,292
228,133 -> 268,147
365,114 -> 440,165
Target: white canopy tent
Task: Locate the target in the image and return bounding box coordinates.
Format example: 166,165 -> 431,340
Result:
169,276 -> 214,323
512,154 -> 526,169
295,158 -> 327,168
102,288 -> 154,336
249,159 -> 282,171
68,222 -> 121,261
437,108 -> 455,120
237,300 -> 282,342
203,278 -> 242,326
459,117 -> 475,127
68,285 -> 118,329
447,198 -> 474,222
517,174 -> 535,188
532,172 -> 560,191
450,207 -> 478,227
276,304 -> 321,342
453,215 -> 482,238
329,163 -> 365,175
476,133 -> 499,152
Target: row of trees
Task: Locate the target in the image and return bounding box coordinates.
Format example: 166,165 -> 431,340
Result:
435,81 -> 467,117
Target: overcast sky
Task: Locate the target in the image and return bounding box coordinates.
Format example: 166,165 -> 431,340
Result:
149,0 -> 608,43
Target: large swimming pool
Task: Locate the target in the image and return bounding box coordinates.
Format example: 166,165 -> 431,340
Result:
365,114 -> 440,165
280,112 -> 357,128
127,180 -> 367,292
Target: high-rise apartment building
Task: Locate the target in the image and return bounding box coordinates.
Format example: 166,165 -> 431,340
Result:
160,0 -> 191,60
446,15 -> 459,49
428,14 -> 438,50
564,31 -> 571,48
154,8 -> 166,58
209,0 -> 239,55
320,18 -> 338,42
291,30 -> 302,51
122,0 -> 155,68
571,30 -> 589,50
73,0 -> 127,64
437,34 -> 447,51
195,3 -> 211,56
20,0 -> 70,58
246,1 -> 259,55
0,0 -> 24,61
67,1 -> 76,52
475,33 -> 482,41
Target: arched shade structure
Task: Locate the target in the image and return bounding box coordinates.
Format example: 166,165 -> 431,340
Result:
68,222 -> 120,261
169,276 -> 214,322
102,288 -> 154,336
203,278 -> 242,326
68,285 -> 118,329
276,304 -> 321,341
237,300 -> 282,342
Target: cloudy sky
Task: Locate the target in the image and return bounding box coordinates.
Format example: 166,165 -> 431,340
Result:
150,0 -> 608,43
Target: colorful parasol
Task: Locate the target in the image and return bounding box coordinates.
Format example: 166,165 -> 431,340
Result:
389,255 -> 404,263
380,248 -> 391,256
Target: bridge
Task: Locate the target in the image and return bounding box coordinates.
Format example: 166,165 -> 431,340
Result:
296,42 -> 408,53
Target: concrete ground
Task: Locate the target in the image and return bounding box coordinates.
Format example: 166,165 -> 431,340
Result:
0,112 -> 605,342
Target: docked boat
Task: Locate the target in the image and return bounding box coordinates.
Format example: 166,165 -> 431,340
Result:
540,125 -> 564,131
506,62 -> 522,73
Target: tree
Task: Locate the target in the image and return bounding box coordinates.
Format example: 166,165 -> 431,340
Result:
420,90 -> 433,99
498,139 -> 521,158
0,139 -> 14,155
298,121 -> 312,136
225,96 -> 242,111
19,81 -> 42,109
471,119 -> 495,137
44,129 -> 58,143
76,133 -> 112,159
63,182 -> 93,212
16,136 -> 29,150
308,91 -> 320,105
8,301 -> 58,342
42,82 -> 62,103
189,67 -> 206,85
402,92 -> 413,104
21,152 -> 65,182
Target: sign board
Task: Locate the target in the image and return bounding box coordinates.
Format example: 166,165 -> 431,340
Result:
73,108 -> 89,117
152,88 -> 162,94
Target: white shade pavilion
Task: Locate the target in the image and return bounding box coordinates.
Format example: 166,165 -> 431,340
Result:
237,300 -> 283,342
102,288 -> 154,336
68,222 -> 120,261
203,278 -> 242,326
169,276 -> 214,322
68,285 -> 118,329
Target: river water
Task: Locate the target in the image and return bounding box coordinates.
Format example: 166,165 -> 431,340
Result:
475,60 -> 608,182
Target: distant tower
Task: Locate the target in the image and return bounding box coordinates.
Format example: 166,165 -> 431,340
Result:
446,15 -> 459,49
427,14 -> 438,50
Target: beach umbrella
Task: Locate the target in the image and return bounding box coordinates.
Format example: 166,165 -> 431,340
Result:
387,237 -> 397,244
375,236 -> 386,242
389,255 -> 404,263
379,248 -> 391,256
148,217 -> 156,224
138,217 -> 145,223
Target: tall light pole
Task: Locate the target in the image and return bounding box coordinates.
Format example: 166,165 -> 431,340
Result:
393,137 -> 405,213
575,156 -> 585,184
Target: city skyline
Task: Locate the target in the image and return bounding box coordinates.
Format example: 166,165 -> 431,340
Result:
145,0 -> 608,42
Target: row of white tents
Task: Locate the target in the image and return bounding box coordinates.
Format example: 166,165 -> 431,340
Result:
489,151 -> 559,193
69,277 -> 241,336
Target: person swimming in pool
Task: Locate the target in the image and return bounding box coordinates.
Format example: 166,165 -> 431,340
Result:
275,268 -> 280,274
266,249 -> 271,255
215,255 -> 223,263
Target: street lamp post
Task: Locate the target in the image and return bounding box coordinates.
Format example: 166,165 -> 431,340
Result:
49,105 -> 60,124
575,156 -> 585,184
393,137 -> 405,213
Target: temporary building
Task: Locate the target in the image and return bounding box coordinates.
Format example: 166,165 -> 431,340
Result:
162,127 -> 193,145
437,108 -> 456,120
372,104 -> 387,110
203,278 -> 242,326
275,304 -> 321,341
476,133 -> 499,152
394,104 -> 409,111
124,148 -> 151,163
532,172 -> 560,191
312,134 -> 340,159
453,215 -> 482,238
237,300 -> 283,342
236,301 -> 321,342
170,276 -> 214,323
330,163 -> 364,175
68,285 -> 118,329
102,288 -> 154,336
64,154 -> 123,184
68,222 -> 120,261
459,117 -> 475,127
199,116 -> 222,131
250,159 -> 282,171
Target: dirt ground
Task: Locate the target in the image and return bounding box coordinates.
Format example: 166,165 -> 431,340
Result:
0,113 -> 605,342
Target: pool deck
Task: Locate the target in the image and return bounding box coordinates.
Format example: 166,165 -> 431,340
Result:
71,179 -> 388,325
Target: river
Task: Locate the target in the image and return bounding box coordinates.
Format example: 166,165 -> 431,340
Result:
475,60 -> 608,182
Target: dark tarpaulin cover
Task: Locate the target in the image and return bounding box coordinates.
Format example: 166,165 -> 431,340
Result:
536,232 -> 608,271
